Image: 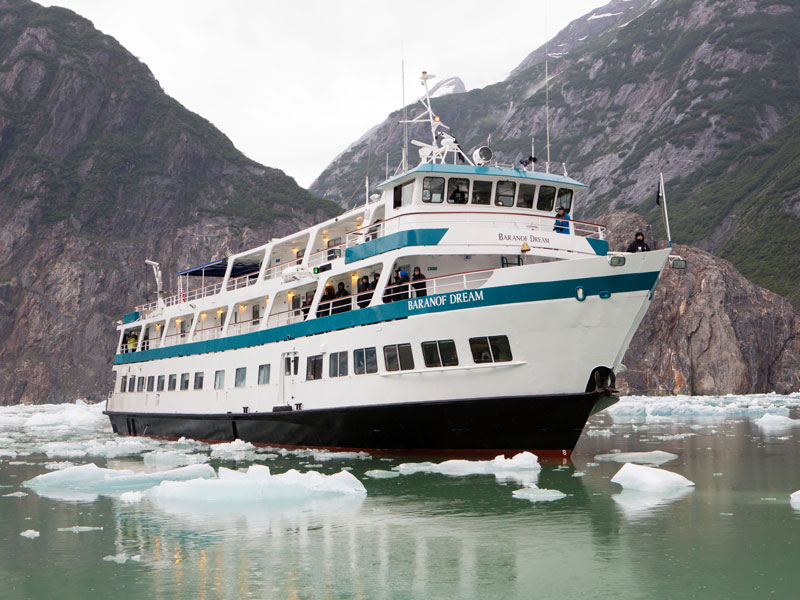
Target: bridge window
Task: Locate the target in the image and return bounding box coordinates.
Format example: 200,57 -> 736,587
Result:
422,177 -> 445,203
518,184 -> 536,209
537,186 -> 556,211
447,178 -> 469,204
495,181 -> 516,207
384,343 -> 415,372
214,370 -> 225,389
421,339 -> 459,367
557,188 -> 573,212
471,180 -> 492,205
470,335 -> 513,363
393,181 -> 414,209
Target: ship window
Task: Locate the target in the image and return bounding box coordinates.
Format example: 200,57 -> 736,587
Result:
354,347 -> 378,375
252,304 -> 260,325
422,177 -> 445,203
194,372 -> 204,390
147,376 -> 155,392
120,376 -> 127,393
557,188 -> 573,212
235,367 -> 247,388
168,374 -> 177,391
157,375 -> 165,392
384,343 -> 415,372
518,184 -> 536,209
470,336 -> 513,363
306,355 -> 323,381
494,181 -> 516,207
137,377 -> 145,392
214,370 -> 225,389
421,340 -> 458,367
447,178 -> 469,204
128,377 -> 135,392
471,180 -> 492,205
180,373 -> 190,391
393,181 -> 414,209
258,364 -> 271,385
537,186 -> 556,211
329,351 -> 348,377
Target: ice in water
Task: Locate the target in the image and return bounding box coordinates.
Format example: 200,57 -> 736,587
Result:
19,529 -> 39,538
790,490 -> 800,510
594,450 -> 678,465
512,486 -> 566,502
393,452 -> 541,485
755,413 -> 800,433
611,463 -> 695,492
364,469 -> 401,479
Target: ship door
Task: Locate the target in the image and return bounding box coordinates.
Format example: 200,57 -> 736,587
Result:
279,351 -> 299,408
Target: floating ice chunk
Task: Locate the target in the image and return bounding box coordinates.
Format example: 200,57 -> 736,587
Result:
20,529 -> 39,538
147,466 -> 366,505
512,486 -> 566,502
652,433 -> 696,441
57,526 -> 103,533
364,469 -> 400,479
572,471 -> 586,478
23,463 -> 216,502
103,553 -> 129,564
608,394 -> 795,421
3,491 -> 28,497
42,438 -> 156,459
275,448 -> 370,461
611,463 -> 694,492
0,450 -> 17,458
43,461 -> 76,471
586,429 -> 613,437
394,452 -> 540,478
755,413 -> 800,433
22,401 -> 107,433
119,491 -> 144,503
209,439 -> 257,461
143,451 -> 209,469
595,451 -> 678,465
790,490 -> 800,510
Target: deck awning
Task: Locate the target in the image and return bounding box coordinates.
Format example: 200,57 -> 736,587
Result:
177,258 -> 260,278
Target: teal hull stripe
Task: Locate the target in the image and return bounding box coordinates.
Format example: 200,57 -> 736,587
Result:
344,229 -> 448,264
586,238 -> 609,256
115,271 -> 659,365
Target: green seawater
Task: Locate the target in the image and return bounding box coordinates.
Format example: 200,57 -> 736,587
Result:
1,396 -> 799,599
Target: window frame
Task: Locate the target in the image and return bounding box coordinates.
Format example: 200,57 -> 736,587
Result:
537,185 -> 556,211
384,343 -> 415,372
234,367 -> 247,388
156,375 -> 165,392
557,188 -> 573,212
180,373 -> 190,391
136,377 -> 145,392
469,335 -> 513,363
421,339 -> 459,368
471,180 -> 493,205
193,371 -> 204,390
168,374 -> 177,391
517,183 -> 536,209
146,375 -> 155,392
353,347 -> 378,375
119,376 -> 127,393
214,370 -> 225,389
494,180 -> 516,207
446,177 -> 470,204
258,364 -> 270,385
422,176 -> 445,203
306,354 -> 323,381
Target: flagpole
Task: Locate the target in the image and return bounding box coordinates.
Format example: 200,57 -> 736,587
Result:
659,172 -> 672,248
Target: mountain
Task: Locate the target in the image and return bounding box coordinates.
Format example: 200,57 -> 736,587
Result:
0,0 -> 340,405
310,0 -> 800,308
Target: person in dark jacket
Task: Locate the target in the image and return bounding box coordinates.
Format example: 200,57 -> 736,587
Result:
553,206 -> 571,234
333,282 -> 351,313
317,285 -> 335,317
626,232 -> 651,253
411,267 -> 427,297
357,275 -> 373,308
395,269 -> 411,301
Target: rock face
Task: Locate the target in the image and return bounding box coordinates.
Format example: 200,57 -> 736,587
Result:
310,0 -> 800,308
600,212 -> 800,395
0,1 -> 338,405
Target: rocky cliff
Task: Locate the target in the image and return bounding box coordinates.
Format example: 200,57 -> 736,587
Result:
310,0 -> 800,308
0,0 -> 339,405
600,212 -> 800,394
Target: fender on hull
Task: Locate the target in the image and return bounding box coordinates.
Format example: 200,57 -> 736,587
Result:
104,392 -> 618,457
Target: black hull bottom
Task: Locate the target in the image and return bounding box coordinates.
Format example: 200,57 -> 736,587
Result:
104,392 -> 618,458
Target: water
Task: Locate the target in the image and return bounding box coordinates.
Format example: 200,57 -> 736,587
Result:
2,395 -> 799,599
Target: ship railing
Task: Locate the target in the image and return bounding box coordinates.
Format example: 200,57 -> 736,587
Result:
161,331 -> 190,347
134,281 -> 223,313
346,221 -> 385,249
307,244 -> 345,268
267,307 -> 307,328
227,317 -> 261,336
226,273 -> 259,292
192,325 -> 224,342
263,257 -> 303,282
380,268 -> 493,303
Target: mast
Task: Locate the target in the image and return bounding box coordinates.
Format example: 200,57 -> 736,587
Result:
544,1 -> 551,174
401,60 -> 408,172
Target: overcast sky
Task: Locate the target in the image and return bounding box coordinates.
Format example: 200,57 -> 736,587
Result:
40,0 -> 609,188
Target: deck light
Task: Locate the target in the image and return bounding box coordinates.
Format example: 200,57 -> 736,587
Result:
434,115 -> 440,122
239,304 -> 247,311
200,312 -> 207,320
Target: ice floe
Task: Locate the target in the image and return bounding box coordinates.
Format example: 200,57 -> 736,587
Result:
755,413 -> 800,433
41,438 -> 158,459
103,553 -> 139,564
607,394 -> 799,422
0,450 -> 17,458
611,463 -> 695,492
23,463 -> 215,502
512,486 -> 566,502
209,439 -> 258,461
147,465 -> 366,504
3,491 -> 28,497
790,490 -> 800,510
57,526 -> 103,533
594,451 -> 678,465
364,469 -> 400,479
393,452 -> 541,486
119,490 -> 145,503
19,529 -> 39,538
43,461 -> 76,471
142,450 -> 209,468
275,448 -> 371,461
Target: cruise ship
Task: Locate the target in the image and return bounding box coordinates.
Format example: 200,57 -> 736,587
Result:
105,73 -> 679,456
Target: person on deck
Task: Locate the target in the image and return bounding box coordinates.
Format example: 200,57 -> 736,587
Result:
333,282 -> 351,313
317,285 -> 335,318
626,232 -> 651,253
357,276 -> 373,308
553,206 -> 571,234
395,269 -> 411,301
411,267 -> 427,297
